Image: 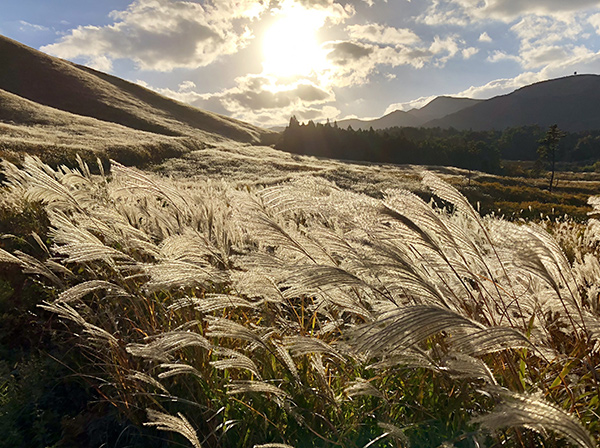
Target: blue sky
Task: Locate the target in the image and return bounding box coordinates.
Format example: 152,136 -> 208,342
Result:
2,0 -> 600,127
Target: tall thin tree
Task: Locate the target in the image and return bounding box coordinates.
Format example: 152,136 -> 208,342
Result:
537,124 -> 566,192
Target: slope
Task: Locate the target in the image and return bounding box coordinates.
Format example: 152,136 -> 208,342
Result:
0,88 -> 202,165
425,75 -> 600,131
0,34 -> 273,145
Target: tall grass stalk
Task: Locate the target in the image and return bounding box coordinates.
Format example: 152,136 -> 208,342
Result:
1,155 -> 599,447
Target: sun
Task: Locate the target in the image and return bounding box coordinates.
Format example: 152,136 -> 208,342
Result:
262,6 -> 329,78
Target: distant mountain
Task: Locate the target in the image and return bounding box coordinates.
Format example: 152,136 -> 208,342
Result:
425,75 -> 600,132
336,96 -> 482,130
0,34 -> 274,161
335,110 -> 421,130
407,96 -> 482,123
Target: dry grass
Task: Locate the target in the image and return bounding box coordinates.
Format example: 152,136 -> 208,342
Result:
2,155 -> 600,448
0,35 -> 273,145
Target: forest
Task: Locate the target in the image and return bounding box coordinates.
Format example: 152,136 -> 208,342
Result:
277,118 -> 600,174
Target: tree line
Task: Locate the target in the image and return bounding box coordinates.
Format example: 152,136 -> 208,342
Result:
276,117 -> 600,174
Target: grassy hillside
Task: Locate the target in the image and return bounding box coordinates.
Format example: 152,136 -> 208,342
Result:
0,34 -> 274,143
0,89 -> 207,166
0,34 -> 279,167
2,33 -> 600,448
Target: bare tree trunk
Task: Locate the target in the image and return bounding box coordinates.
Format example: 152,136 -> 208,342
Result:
549,149 -> 555,192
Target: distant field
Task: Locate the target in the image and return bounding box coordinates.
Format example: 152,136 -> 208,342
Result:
151,144 -> 600,221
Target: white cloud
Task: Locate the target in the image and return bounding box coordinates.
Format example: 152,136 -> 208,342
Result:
487,50 -> 520,63
418,1 -> 469,26
462,47 -> 479,59
87,55 -> 114,72
322,40 -> 434,86
293,0 -> 355,23
590,13 -> 600,32
439,0 -> 600,22
384,95 -> 437,114
41,0 -> 269,72
319,30 -> 481,87
429,35 -> 462,66
519,45 -> 571,69
18,21 -> 49,32
143,74 -> 338,127
456,72 -> 544,98
511,15 -> 584,47
479,0 -> 600,21
346,22 -> 421,45
478,32 -> 492,43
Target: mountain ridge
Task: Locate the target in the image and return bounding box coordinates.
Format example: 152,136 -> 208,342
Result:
423,75 -> 600,132
335,96 -> 482,130
333,75 -> 600,133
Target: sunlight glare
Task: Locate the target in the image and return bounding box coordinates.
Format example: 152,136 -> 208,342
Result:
262,6 -> 329,78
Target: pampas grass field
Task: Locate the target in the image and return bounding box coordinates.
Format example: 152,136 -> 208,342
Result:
2,155 -> 600,447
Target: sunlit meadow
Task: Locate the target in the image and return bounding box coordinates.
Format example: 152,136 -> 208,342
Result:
2,155 -> 600,447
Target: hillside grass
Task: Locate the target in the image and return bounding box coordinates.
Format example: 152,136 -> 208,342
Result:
0,35 -> 273,145
2,155 -> 600,448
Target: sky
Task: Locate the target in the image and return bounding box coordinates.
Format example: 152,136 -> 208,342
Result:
2,0 -> 600,128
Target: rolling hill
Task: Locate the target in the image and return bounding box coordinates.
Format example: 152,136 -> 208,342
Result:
0,34 -> 275,165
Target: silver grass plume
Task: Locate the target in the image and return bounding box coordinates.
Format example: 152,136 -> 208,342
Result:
58,280 -> 130,303
126,331 -> 210,362
422,171 -> 480,221
127,371 -> 169,394
49,211 -> 136,266
243,196 -> 331,264
353,305 -> 485,355
286,336 -> 345,362
158,363 -> 201,379
144,409 -> 202,448
169,294 -> 262,314
204,316 -> 274,350
375,423 -> 409,446
310,354 -> 335,401
272,341 -> 300,381
39,301 -> 119,347
0,247 -> 24,265
448,326 -> 536,357
475,388 -> 596,448
344,379 -> 384,399
1,156 -> 87,212
11,250 -> 66,287
366,346 -> 436,371
441,353 -> 497,385
111,161 -> 189,215
226,380 -> 291,402
143,259 -> 228,292
210,347 -> 262,379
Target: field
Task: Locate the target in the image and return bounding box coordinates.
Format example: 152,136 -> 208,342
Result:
2,146 -> 600,448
